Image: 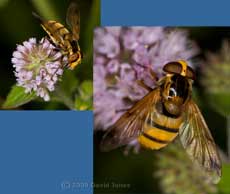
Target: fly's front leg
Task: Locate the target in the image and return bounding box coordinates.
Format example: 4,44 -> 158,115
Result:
136,80 -> 153,92
135,62 -> 159,82
42,36 -> 56,47
149,68 -> 159,82
50,54 -> 69,80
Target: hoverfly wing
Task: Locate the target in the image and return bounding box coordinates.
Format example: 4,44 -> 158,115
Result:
32,12 -> 67,48
179,99 -> 221,183
66,1 -> 80,41
100,88 -> 161,152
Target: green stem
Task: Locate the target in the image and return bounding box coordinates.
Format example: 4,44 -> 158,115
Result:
227,115 -> 230,159
31,0 -> 59,20
54,87 -> 75,110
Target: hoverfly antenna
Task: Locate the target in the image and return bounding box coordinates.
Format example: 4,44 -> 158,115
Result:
32,12 -> 43,22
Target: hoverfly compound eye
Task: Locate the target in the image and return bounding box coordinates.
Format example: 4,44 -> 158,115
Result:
163,61 -> 182,75
186,66 -> 196,80
163,60 -> 195,80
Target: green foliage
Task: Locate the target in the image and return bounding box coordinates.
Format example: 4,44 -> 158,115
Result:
218,164 -> 230,194
0,0 -> 9,8
51,72 -> 93,110
2,85 -> 37,109
207,93 -> 230,116
51,71 -> 79,110
75,80 -> 93,110
31,0 -> 60,20
202,41 -> 230,117
155,143 -> 218,194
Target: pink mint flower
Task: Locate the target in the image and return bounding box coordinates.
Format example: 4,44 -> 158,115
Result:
12,38 -> 64,101
94,27 -> 199,133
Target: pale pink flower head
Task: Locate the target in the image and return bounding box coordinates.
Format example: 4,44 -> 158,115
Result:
12,38 -> 64,101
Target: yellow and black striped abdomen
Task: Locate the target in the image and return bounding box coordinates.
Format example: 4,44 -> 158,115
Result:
138,112 -> 183,150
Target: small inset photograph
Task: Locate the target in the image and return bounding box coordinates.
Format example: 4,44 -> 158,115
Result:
0,0 -> 99,110
94,27 -> 230,194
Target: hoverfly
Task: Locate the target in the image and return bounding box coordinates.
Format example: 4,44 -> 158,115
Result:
101,60 -> 221,183
32,1 -> 82,70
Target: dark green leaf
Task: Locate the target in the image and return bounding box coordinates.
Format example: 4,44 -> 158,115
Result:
75,80 -> 93,110
218,164 -> 230,194
75,97 -> 92,110
51,70 -> 79,109
2,85 -> 37,109
58,70 -> 79,97
208,93 -> 230,116
81,80 -> 93,96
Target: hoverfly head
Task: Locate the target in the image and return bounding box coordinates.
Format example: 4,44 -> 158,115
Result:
163,60 -> 195,80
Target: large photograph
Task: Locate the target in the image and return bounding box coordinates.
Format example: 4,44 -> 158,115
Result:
94,27 -> 230,194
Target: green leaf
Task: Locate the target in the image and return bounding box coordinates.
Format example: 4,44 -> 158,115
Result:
75,97 -> 92,111
218,164 -> 230,194
51,70 -> 79,109
58,70 -> 79,97
81,80 -> 93,96
207,92 -> 230,116
2,85 -> 37,109
75,80 -> 93,110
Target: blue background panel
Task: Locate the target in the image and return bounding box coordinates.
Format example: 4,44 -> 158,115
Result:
0,111 -> 93,194
101,0 -> 230,26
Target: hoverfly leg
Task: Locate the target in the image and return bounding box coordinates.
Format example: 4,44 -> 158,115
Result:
136,80 -> 153,92
40,37 -> 46,44
115,108 -> 129,113
149,68 -> 159,81
53,47 -> 62,52
135,62 -> 159,81
44,36 -> 62,51
50,54 -> 67,80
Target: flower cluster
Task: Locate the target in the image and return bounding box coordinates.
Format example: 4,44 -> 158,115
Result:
12,38 -> 64,101
155,143 -> 217,194
94,27 -> 199,130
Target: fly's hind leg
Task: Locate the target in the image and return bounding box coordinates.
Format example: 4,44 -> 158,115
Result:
50,54 -> 68,80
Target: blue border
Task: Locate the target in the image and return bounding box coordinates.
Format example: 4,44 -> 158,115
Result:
0,111 -> 93,194
102,0 -> 230,26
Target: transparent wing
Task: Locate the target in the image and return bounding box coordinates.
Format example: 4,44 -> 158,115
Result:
179,99 -> 221,183
66,1 -> 80,40
100,88 -> 161,151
